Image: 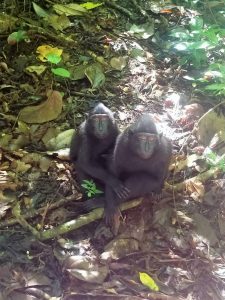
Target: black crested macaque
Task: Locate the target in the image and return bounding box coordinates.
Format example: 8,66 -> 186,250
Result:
70,102 -> 129,199
83,114 -> 172,222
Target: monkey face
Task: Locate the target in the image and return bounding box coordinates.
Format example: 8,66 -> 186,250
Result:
90,114 -> 110,139
131,132 -> 158,160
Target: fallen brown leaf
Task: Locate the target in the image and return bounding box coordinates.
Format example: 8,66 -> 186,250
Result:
19,90 -> 63,123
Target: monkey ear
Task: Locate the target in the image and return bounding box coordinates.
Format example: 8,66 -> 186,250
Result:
128,128 -> 135,136
128,123 -> 136,135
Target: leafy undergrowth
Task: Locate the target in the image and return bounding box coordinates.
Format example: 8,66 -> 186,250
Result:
1,1 -> 225,299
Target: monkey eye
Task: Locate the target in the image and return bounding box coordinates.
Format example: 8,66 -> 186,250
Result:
100,115 -> 109,120
148,135 -> 157,141
91,114 -> 108,121
137,133 -> 157,141
138,136 -> 147,141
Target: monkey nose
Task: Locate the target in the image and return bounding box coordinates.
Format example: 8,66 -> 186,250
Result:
145,141 -> 151,151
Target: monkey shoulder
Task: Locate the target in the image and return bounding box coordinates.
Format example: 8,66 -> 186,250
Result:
72,121 -> 92,163
114,131 -> 129,156
79,121 -> 88,136
70,124 -> 84,161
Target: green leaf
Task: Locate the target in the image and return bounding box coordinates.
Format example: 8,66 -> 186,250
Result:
210,64 -> 225,75
51,68 -> 71,78
32,2 -> 49,18
82,179 -> 91,184
47,53 -> 61,64
81,179 -> 103,197
178,56 -> 189,66
7,30 -> 28,45
110,56 -> 127,70
79,55 -> 91,63
47,14 -> 71,31
219,160 -> 225,171
82,179 -> 94,189
174,42 -> 188,51
95,188 -> 103,195
130,48 -> 145,59
190,41 -> 211,50
53,3 -> 87,16
139,272 -> 159,291
191,50 -> 206,65
169,28 -> 189,39
81,183 -> 89,189
204,149 -> 225,170
85,63 -> 105,88
129,22 -> 154,39
70,64 -> 87,80
203,28 -> 218,44
205,83 -> 225,91
80,2 -> 103,9
189,17 -> 203,30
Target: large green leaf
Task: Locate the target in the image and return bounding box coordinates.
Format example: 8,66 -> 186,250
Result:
51,68 -> 71,78
85,63 -> 105,88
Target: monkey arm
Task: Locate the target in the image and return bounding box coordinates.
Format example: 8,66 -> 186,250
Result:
70,132 -> 81,161
123,172 -> 165,197
83,171 -> 165,211
80,185 -> 121,226
70,122 -> 87,162
81,172 -> 164,225
78,152 -> 129,200
80,160 -> 116,183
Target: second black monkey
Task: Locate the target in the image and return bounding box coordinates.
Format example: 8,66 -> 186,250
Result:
70,102 -> 129,199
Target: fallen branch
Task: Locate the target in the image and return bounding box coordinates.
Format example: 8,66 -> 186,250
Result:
40,198 -> 143,240
10,198 -> 142,240
166,167 -> 220,192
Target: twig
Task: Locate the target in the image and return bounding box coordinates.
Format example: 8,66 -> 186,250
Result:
104,0 -> 136,21
12,203 -> 41,239
22,20 -> 77,46
131,0 -> 151,20
0,193 -> 82,229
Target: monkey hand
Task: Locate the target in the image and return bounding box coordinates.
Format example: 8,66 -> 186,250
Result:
104,203 -> 122,234
109,178 -> 130,200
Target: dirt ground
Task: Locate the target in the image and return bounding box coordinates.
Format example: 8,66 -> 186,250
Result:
1,1 -> 225,300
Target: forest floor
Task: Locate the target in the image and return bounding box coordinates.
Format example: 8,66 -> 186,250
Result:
1,1 -> 225,300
